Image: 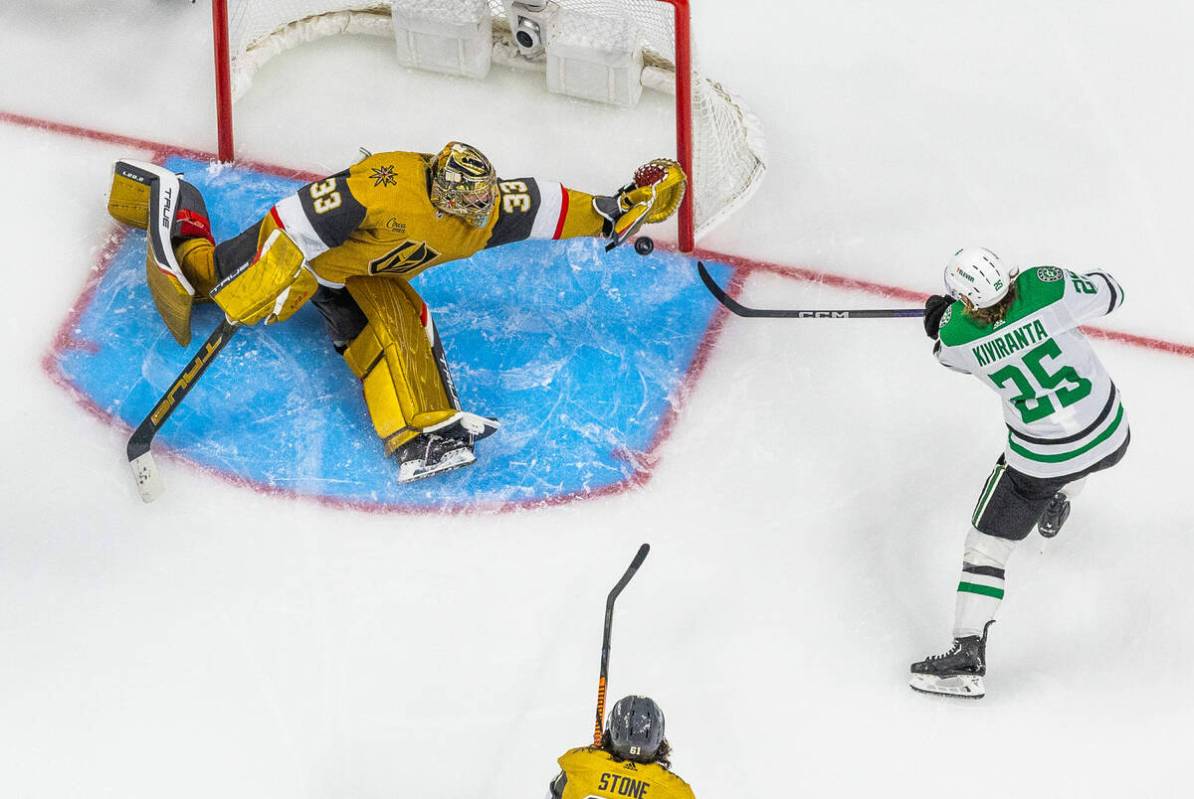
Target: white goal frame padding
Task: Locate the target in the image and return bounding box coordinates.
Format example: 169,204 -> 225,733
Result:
212,0 -> 766,250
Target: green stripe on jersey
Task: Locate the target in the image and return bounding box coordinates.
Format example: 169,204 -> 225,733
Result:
939,267 -> 1067,347
1007,405 -> 1125,463
958,581 -> 1005,599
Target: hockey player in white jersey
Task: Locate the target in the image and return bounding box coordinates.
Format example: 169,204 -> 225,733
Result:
910,247 -> 1129,698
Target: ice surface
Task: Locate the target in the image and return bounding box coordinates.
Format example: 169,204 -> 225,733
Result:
1,1 -> 1193,798
51,156 -> 730,510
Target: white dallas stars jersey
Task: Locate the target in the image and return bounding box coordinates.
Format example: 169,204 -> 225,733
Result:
935,266 -> 1128,478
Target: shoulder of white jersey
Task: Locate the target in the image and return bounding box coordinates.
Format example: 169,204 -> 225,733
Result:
1011,266 -> 1068,312
933,338 -> 972,373
1040,265 -> 1126,328
1072,268 -> 1125,315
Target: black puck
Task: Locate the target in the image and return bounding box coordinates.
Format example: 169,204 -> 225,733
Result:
634,236 -> 654,256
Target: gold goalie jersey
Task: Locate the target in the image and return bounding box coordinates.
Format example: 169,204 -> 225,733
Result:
554,747 -> 696,799
259,150 -> 607,286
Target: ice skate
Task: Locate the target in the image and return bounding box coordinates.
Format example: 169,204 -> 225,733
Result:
397,434 -> 476,482
1038,492 -> 1071,538
909,621 -> 994,699
394,411 -> 499,483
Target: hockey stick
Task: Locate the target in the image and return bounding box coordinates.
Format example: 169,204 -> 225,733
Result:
593,542 -> 651,747
698,261 -> 926,319
127,318 -> 238,503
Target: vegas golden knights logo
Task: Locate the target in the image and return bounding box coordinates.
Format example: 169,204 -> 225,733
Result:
369,239 -> 440,275
450,150 -> 490,178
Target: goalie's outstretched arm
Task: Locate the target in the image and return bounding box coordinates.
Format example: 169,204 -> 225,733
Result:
484,159 -> 686,251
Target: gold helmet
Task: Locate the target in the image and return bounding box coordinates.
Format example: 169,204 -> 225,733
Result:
430,141 -> 497,228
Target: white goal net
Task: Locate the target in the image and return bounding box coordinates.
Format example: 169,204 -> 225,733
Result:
218,0 -> 766,247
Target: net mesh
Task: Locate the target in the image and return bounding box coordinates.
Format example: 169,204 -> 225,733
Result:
223,0 -> 765,240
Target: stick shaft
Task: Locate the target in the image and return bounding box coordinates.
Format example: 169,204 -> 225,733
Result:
594,543 -> 651,746
127,319 -> 238,462
698,262 -> 925,319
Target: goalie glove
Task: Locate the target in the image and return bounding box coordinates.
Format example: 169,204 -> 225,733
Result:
594,158 -> 687,251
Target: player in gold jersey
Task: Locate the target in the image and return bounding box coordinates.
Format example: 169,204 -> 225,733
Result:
106,143 -> 686,481
549,696 -> 695,799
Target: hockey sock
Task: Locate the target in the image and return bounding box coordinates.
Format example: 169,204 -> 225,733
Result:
953,527 -> 1016,639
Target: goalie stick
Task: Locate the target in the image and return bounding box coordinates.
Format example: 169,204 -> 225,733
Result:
127,318 -> 238,502
698,261 -> 926,319
594,543 -> 651,747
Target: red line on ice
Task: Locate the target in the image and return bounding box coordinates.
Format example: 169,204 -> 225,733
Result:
6,108 -> 1186,357
11,109 -> 1192,516
691,246 -> 1194,357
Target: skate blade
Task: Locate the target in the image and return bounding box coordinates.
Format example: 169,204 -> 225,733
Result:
909,673 -> 986,699
398,446 -> 476,483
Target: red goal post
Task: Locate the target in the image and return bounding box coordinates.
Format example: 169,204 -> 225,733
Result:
210,0 -> 765,252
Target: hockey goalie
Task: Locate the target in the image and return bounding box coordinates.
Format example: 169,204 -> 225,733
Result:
106,143 -> 686,482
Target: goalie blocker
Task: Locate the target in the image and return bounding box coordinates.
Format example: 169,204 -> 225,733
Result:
106,148 -> 685,486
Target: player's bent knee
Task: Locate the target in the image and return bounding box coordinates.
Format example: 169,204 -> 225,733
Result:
963,526 -> 1016,570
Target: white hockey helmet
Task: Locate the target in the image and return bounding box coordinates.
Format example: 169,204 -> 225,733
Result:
943,247 -> 1017,309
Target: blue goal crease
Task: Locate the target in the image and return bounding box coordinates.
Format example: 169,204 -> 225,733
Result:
52,155 -> 733,512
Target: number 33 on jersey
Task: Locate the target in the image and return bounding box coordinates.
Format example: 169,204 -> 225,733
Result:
935,266 -> 1128,479
268,151 -> 609,287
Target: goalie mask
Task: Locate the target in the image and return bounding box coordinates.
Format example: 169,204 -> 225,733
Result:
430,141 -> 497,228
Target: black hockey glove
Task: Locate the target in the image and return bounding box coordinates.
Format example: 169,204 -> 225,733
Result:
923,294 -> 952,339
592,191 -> 630,239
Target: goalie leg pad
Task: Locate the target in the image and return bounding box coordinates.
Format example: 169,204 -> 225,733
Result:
343,274 -> 461,454
145,248 -> 195,347
108,161 -> 155,228
145,167 -> 195,346
109,160 -> 215,243
112,160 -> 217,346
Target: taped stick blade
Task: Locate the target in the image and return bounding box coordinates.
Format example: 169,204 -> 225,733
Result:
129,450 -> 164,503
